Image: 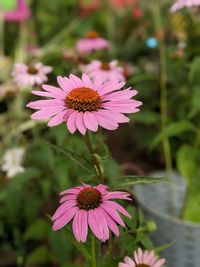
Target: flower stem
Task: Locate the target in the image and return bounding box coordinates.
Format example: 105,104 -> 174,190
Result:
151,1 -> 175,215
91,235 -> 97,267
83,132 -> 104,183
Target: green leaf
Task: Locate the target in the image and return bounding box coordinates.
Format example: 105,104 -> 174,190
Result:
154,241 -> 175,253
25,246 -> 51,267
110,175 -> 169,189
131,111 -> 160,125
176,145 -> 199,184
151,121 -> 196,149
189,56 -> 200,83
47,142 -> 95,173
189,86 -> 200,118
24,219 -> 50,241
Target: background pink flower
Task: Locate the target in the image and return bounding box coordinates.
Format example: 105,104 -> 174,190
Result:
52,184 -> 132,242
4,0 -> 30,22
27,74 -> 142,134
83,60 -> 125,82
12,62 -> 53,88
119,248 -> 166,267
170,0 -> 200,12
76,31 -> 110,54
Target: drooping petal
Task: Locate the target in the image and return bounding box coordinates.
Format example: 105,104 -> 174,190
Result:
83,112 -> 98,132
104,200 -> 132,218
52,206 -> 78,230
66,111 -> 78,133
76,112 -> 87,135
52,200 -> 77,220
101,203 -> 125,227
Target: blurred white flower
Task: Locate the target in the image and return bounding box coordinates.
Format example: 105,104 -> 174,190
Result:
1,148 -> 25,178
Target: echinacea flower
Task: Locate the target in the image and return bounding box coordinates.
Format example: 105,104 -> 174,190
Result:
27,74 -> 142,134
12,63 -> 53,88
170,0 -> 200,12
52,184 -> 132,242
3,0 -> 30,22
76,31 -> 110,54
119,248 -> 166,267
83,60 -> 125,82
1,147 -> 25,178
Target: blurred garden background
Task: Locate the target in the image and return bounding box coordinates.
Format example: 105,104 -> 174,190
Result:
1,0 -> 200,266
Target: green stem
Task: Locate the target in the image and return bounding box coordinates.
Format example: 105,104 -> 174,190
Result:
91,235 -> 97,267
0,8 -> 4,57
151,1 -> 175,215
83,132 -> 104,183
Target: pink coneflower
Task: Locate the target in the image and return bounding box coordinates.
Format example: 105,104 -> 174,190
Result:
170,0 -> 200,12
119,248 -> 166,267
3,0 -> 30,22
27,74 -> 142,134
83,60 -> 125,82
52,184 -> 132,242
12,63 -> 53,88
76,31 -> 110,54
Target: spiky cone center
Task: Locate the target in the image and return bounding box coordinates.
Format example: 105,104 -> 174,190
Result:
101,62 -> 110,71
137,264 -> 149,267
77,188 -> 102,210
27,66 -> 38,75
65,87 -> 101,112
85,31 -> 99,39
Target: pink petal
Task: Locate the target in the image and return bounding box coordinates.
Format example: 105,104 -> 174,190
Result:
31,106 -> 65,120
83,112 -> 98,132
72,210 -> 88,242
60,194 -> 77,203
27,99 -> 64,109
42,84 -> 66,95
102,192 -> 131,201
124,256 -> 135,266
69,74 -> 84,88
101,204 -> 125,227
88,209 -> 104,241
60,187 -> 82,196
104,201 -> 132,218
52,200 -> 77,220
93,111 -> 118,130
98,81 -> 125,96
52,206 -> 78,230
95,208 -> 109,241
95,184 -> 108,193
82,73 -> 93,88
76,112 -> 87,135
66,111 -> 78,133
153,258 -> 166,267
47,110 -> 67,127
57,76 -> 72,92
31,90 -> 65,99
100,208 -> 119,237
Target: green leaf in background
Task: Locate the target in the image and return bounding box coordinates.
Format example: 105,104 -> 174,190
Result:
189,86 -> 200,118
110,175 -> 169,189
47,142 -> 95,173
131,111 -> 160,125
0,0 -> 16,11
151,120 -> 196,149
176,145 -> 199,184
189,56 -> 200,83
24,219 -> 50,241
25,246 -> 52,267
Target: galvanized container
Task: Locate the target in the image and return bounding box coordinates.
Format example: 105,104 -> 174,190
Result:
134,171 -> 200,267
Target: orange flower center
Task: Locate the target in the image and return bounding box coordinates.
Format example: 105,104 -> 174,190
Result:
65,87 -> 101,112
27,66 -> 38,75
101,62 -> 110,71
85,31 -> 99,39
137,265 -> 150,267
77,188 -> 102,210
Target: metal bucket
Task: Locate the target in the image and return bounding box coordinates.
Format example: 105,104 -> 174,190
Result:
134,171 -> 200,267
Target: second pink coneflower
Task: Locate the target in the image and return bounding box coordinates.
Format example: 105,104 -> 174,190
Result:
52,184 -> 132,242
76,31 -> 110,54
83,60 -> 125,82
